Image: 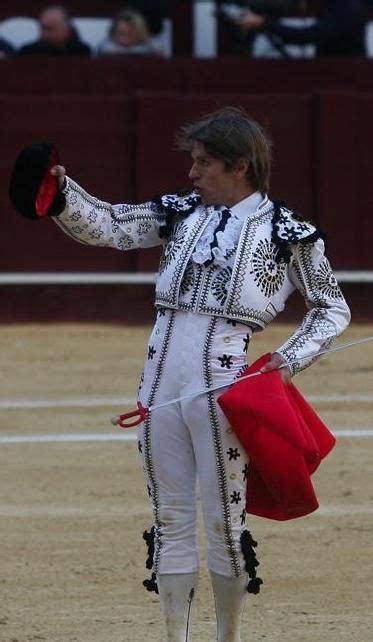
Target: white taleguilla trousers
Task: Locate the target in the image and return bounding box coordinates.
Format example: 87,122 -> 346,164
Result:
137,309 -> 253,579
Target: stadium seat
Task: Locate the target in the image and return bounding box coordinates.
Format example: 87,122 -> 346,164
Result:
365,22 -> 373,57
72,17 -> 111,55
252,17 -> 316,59
150,18 -> 173,58
0,16 -> 39,49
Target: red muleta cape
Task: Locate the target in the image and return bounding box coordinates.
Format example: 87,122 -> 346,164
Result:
218,354 -> 336,521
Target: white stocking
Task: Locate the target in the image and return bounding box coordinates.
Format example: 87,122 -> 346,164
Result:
157,572 -> 198,642
210,571 -> 248,642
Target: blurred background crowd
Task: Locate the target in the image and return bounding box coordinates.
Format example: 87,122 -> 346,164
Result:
0,1 -> 371,60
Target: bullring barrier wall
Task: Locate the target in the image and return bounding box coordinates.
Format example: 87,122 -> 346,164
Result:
0,57 -> 372,321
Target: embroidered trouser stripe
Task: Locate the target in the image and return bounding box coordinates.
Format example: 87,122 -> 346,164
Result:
142,311 -> 176,573
203,318 -> 241,577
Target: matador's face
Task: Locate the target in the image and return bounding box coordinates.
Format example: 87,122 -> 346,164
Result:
188,141 -> 246,208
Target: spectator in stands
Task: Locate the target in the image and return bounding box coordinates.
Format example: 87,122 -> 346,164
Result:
98,8 -> 160,56
17,5 -> 91,57
123,0 -> 168,36
0,37 -> 14,58
218,1 -> 301,55
235,0 -> 367,57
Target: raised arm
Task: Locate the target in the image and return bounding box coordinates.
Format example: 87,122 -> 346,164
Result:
51,165 -> 164,251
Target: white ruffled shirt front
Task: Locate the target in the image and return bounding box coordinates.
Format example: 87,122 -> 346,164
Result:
192,191 -> 264,266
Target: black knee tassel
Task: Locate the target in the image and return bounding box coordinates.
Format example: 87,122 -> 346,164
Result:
240,530 -> 263,595
143,571 -> 159,594
142,527 -> 159,594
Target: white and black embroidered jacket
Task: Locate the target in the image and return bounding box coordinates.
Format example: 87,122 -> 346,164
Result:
55,178 -> 350,375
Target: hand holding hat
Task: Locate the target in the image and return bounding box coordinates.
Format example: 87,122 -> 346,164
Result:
9,142 -> 67,220
50,164 -> 67,189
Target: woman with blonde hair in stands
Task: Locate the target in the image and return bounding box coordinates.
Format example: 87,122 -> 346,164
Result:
98,8 -> 160,56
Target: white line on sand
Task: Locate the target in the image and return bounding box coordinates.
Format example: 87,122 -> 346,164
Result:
0,393 -> 372,410
1,429 -> 373,444
0,432 -> 136,443
0,397 -> 136,409
0,501 -> 370,518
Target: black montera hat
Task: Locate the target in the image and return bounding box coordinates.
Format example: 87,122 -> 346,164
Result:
9,142 -> 66,220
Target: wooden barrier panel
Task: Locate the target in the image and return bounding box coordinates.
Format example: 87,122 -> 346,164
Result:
1,60 -> 373,277
0,58 -> 368,96
356,94 -> 373,268
317,92 -> 373,270
2,95 -> 135,271
0,58 -> 185,95
133,91 -> 316,207
182,58 -> 363,94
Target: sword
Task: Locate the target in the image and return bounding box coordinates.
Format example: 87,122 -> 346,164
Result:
111,335 -> 373,429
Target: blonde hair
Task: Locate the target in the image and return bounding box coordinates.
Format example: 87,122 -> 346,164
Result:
109,8 -> 150,43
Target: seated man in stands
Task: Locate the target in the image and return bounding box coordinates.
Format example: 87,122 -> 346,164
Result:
98,8 -> 161,56
235,0 -> 367,57
17,5 -> 91,57
218,1 -> 301,55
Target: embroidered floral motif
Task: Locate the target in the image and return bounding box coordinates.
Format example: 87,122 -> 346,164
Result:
137,221 -> 152,236
218,354 -> 233,369
316,260 -> 344,299
111,220 -> 119,234
138,371 -> 144,394
148,345 -> 156,360
211,266 -> 232,304
243,334 -> 251,353
250,238 -> 286,297
159,221 -> 188,274
154,192 -> 201,241
88,210 -> 98,223
230,491 -> 242,504
271,202 -> 322,264
180,261 -> 195,295
274,204 -> 315,240
118,233 -> 134,250
227,447 -> 240,461
154,191 -> 201,216
89,227 -> 104,240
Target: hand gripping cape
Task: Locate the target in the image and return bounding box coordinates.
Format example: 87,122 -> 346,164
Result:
218,353 -> 336,521
113,338 -> 372,520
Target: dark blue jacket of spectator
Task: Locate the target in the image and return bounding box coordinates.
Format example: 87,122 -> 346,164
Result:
263,0 -> 367,56
0,37 -> 14,57
17,34 -> 91,57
